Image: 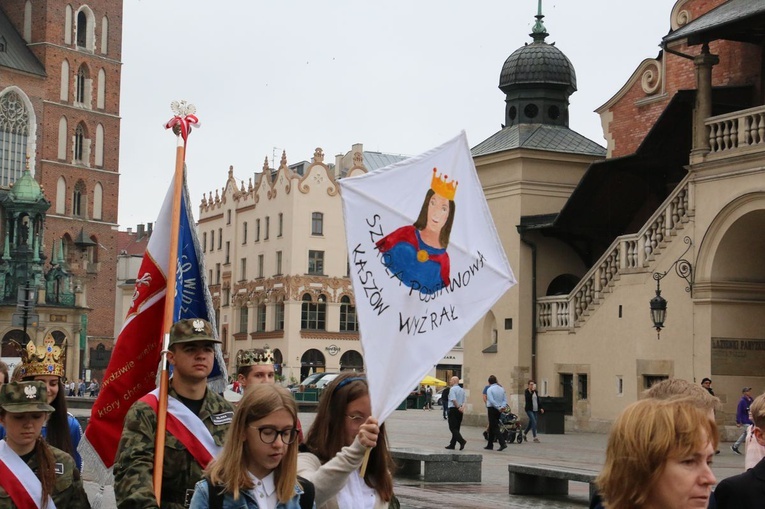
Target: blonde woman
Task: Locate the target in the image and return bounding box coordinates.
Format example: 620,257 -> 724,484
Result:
190,384 -> 314,509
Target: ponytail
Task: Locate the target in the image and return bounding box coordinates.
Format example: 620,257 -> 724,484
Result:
35,436 -> 56,508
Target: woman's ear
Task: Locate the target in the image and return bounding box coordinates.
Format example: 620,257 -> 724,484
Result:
755,426 -> 765,447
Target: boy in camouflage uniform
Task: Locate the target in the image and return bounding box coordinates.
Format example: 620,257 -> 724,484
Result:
113,318 -> 234,508
0,381 -> 90,508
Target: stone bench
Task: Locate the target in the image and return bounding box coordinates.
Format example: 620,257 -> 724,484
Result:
391,448 -> 482,482
507,463 -> 598,501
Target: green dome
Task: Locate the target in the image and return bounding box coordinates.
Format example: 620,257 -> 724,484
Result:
9,169 -> 44,202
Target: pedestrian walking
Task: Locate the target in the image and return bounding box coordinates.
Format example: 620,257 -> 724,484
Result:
485,375 -> 507,452
523,380 -> 544,443
445,376 -> 466,450
441,385 -> 449,420
732,387 -> 754,455
423,385 -> 433,410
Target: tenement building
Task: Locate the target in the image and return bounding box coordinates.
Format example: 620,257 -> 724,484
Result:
0,1 -> 122,381
199,145 -> 465,383
463,0 -> 765,432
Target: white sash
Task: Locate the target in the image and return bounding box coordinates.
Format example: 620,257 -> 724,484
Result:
0,440 -> 57,509
144,389 -> 221,465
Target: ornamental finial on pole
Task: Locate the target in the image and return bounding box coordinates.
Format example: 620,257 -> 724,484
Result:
165,100 -> 200,145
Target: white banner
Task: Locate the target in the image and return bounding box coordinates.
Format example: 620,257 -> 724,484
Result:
339,131 -> 516,421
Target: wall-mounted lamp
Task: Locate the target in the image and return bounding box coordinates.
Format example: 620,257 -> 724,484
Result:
650,236 -> 693,339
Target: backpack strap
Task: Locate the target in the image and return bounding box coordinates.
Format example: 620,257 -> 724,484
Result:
206,479 -> 225,509
297,476 -> 315,509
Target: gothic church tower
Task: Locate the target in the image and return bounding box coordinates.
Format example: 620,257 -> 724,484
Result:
0,1 -> 122,378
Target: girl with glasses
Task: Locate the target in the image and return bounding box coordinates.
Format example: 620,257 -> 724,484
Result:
298,373 -> 396,509
190,384 -> 315,509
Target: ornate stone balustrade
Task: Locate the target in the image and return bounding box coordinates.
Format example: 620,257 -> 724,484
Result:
537,173 -> 692,331
707,105 -> 765,156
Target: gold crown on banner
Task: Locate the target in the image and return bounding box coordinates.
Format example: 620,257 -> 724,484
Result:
236,348 -> 275,368
430,167 -> 458,201
13,335 -> 66,381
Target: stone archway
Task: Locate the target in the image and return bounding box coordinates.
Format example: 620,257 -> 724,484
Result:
300,348 -> 325,380
695,193 -> 765,413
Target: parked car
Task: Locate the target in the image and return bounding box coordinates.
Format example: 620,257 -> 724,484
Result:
290,372 -> 340,393
432,389 -> 445,406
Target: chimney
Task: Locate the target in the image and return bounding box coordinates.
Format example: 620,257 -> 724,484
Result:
147,222 -> 153,235
127,227 -> 132,234
137,224 -> 145,239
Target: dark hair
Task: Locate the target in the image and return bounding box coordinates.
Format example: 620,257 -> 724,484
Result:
303,372 -> 394,501
488,375 -> 497,384
237,365 -> 253,378
413,189 -> 456,249
701,378 -> 712,385
25,376 -> 74,459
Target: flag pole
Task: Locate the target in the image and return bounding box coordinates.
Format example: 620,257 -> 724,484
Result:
153,101 -> 199,502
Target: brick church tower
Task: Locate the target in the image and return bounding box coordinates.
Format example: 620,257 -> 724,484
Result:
0,1 -> 122,379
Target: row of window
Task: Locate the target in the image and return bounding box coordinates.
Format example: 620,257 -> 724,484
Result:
210,249 -> 323,285
234,294 -> 358,334
204,212 -> 325,253
56,117 -> 106,168
20,3 -> 109,54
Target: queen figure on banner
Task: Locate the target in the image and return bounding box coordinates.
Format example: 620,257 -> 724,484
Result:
376,168 -> 457,295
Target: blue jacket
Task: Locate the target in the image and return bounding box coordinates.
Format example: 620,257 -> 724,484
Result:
189,478 -> 312,509
736,395 -> 753,425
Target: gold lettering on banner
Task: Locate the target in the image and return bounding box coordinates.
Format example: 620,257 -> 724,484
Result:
711,337 -> 765,376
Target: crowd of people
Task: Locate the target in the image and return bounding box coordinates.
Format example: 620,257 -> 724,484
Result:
1,321 -> 763,508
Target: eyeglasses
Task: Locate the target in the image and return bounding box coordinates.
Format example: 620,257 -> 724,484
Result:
248,425 -> 298,445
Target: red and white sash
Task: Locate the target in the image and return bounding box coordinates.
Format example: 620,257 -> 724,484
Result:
140,389 -> 222,468
0,440 -> 56,509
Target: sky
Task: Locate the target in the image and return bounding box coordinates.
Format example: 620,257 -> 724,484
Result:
118,0 -> 673,227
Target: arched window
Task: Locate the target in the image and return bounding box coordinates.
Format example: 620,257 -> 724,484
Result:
64,6 -> 72,44
76,11 -> 87,47
100,16 -> 108,54
93,182 -> 103,220
57,116 -> 67,160
301,293 -> 326,330
0,90 -> 31,187
56,176 -> 66,214
23,1 -> 31,42
88,235 -> 98,263
95,123 -> 104,167
340,296 -> 357,332
60,60 -> 70,101
312,212 -> 323,235
75,64 -> 90,107
74,123 -> 84,162
97,68 -> 105,109
339,350 -> 363,371
73,180 -> 85,217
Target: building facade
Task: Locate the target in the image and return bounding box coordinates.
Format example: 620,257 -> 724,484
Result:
0,1 -> 122,381
198,145 -> 464,384
462,0 -> 765,432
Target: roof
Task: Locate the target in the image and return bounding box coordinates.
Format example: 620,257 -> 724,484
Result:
663,0 -> 765,45
499,42 -> 577,94
471,124 -> 606,158
117,230 -> 151,256
362,151 -> 408,171
0,8 -> 45,76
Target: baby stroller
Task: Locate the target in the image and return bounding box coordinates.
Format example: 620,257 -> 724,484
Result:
483,408 -> 524,444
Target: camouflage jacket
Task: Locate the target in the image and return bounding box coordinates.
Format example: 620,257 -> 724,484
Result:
0,444 -> 90,508
113,387 -> 233,509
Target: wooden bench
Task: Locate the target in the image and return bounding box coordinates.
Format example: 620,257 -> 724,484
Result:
391,448 -> 482,482
507,463 -> 598,501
